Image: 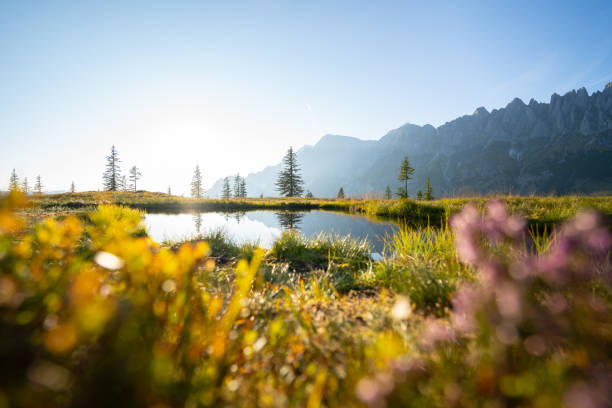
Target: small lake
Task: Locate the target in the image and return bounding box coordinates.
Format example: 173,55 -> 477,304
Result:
145,210 -> 399,253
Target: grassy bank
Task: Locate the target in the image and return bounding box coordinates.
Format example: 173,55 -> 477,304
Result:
29,191 -> 353,212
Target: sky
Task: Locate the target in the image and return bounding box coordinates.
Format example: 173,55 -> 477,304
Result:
1,0 -> 612,195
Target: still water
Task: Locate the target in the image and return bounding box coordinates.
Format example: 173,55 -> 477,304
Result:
145,210 -> 398,253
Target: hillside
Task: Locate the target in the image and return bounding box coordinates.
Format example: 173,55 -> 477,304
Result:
208,83 -> 612,197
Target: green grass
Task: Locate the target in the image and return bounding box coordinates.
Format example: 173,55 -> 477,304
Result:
163,228 -> 258,263
374,224 -> 474,315
267,230 -> 372,272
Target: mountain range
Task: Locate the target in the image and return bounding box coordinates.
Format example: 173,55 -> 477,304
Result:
208,83 -> 612,198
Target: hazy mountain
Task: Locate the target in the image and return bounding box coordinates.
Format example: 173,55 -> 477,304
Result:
208,83 -> 612,197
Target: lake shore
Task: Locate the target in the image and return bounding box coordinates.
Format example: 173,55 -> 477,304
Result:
24,190 -> 612,228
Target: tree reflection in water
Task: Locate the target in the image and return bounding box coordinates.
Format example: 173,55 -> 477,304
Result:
234,211 -> 246,224
275,211 -> 304,230
192,213 -> 202,234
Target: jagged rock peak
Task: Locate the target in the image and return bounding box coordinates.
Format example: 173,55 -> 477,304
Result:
605,81 -> 612,90
473,106 -> 489,115
507,97 -> 525,107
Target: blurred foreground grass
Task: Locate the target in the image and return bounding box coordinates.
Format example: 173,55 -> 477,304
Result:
1,192 -> 610,407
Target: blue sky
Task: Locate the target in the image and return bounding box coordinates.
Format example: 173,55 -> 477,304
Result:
1,1 -> 611,194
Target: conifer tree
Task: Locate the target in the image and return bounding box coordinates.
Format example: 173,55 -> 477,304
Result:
337,187 -> 345,199
167,186 -> 172,195
70,181 -> 75,193
275,147 -> 304,197
120,176 -> 128,191
416,190 -> 423,200
397,156 -> 414,198
129,166 -> 142,192
239,178 -> 247,198
233,173 -> 241,198
384,186 -> 392,199
221,177 -> 232,199
424,177 -> 434,200
8,169 -> 19,192
102,145 -> 122,191
21,177 -> 29,194
305,190 -> 313,198
191,165 -> 203,198
34,175 -> 43,195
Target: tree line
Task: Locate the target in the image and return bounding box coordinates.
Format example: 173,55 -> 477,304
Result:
7,145 -> 434,200
273,147 -> 434,200
7,169 -> 44,194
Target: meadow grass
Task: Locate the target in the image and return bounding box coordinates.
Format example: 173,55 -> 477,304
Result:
162,228 -> 258,264
267,230 -> 372,272
1,193 -> 610,407
374,224 -> 474,315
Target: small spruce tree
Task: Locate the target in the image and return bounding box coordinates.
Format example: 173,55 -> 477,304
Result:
102,146 -> 122,191
120,176 -> 128,191
167,186 -> 172,195
129,166 -> 142,192
275,147 -> 304,197
416,190 -> 423,200
221,177 -> 232,199
424,177 -> 434,200
305,190 -> 313,198
70,181 -> 75,193
34,175 -> 43,195
8,169 -> 19,192
21,177 -> 29,194
384,186 -> 392,199
337,187 -> 345,199
397,156 -> 414,198
191,165 -> 203,198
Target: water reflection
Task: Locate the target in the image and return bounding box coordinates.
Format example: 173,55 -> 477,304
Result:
145,210 -> 398,252
275,211 -> 303,230
192,213 -> 202,233
233,211 -> 246,224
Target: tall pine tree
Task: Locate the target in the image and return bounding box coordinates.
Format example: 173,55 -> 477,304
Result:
70,181 -> 75,193
191,165 -> 203,198
233,173 -> 241,198
102,145 -> 122,191
337,187 -> 345,199
221,177 -> 232,199
275,147 -> 304,197
396,156 -> 414,198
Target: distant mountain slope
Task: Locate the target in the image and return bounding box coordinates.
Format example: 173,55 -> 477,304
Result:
208,83 -> 612,197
